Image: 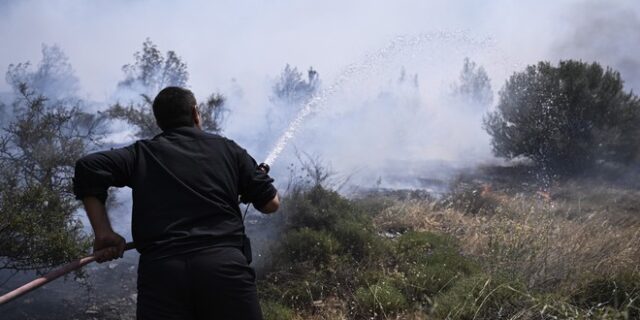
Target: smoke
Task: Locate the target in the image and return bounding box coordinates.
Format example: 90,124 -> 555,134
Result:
5,44 -> 80,100
553,0 -> 640,92
0,0 -> 637,194
0,0 -> 637,211
266,34 -> 501,189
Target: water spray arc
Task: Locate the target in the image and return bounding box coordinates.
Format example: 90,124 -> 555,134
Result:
263,31 -> 494,166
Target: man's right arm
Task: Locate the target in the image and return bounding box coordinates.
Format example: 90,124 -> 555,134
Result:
73,145 -> 136,260
73,145 -> 136,202
257,194 -> 279,213
235,144 -> 279,213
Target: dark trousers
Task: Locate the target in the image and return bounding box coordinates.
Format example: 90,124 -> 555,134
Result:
136,247 -> 263,320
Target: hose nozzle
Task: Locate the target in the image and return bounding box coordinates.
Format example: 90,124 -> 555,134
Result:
257,163 -> 270,174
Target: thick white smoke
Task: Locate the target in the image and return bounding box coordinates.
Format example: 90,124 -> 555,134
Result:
0,0 -> 638,232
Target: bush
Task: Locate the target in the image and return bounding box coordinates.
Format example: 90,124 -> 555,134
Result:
278,227 -> 339,266
333,220 -> 388,262
355,281 -> 408,316
395,231 -> 480,300
432,274 -> 528,319
396,231 -> 462,264
484,60 -> 640,175
284,186 -> 359,231
261,300 -> 296,320
260,272 -> 331,310
571,272 -> 640,318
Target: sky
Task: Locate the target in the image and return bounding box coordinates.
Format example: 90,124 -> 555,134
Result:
2,1 -> 637,97
1,0 -> 639,184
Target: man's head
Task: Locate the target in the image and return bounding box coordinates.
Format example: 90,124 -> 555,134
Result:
152,87 -> 201,131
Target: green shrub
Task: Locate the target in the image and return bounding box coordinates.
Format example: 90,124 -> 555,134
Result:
395,231 -> 480,300
285,186 -> 362,231
261,300 -> 295,320
355,281 -> 408,316
260,273 -> 330,310
333,220 -> 389,262
279,227 -> 339,266
396,231 -> 456,262
432,274 -> 528,319
571,272 -> 640,318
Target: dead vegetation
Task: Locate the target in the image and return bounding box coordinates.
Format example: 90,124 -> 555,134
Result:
368,173 -> 640,319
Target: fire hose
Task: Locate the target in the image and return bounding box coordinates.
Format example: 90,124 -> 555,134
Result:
0,242 -> 136,306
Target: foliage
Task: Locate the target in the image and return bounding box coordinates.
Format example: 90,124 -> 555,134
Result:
262,167 -> 640,319
484,60 -> 640,174
261,300 -> 296,320
432,274 -> 528,320
394,231 -> 480,305
272,64 -> 319,106
261,180 -> 487,318
570,272 -> 640,319
0,49 -> 100,275
105,39 -> 227,139
104,95 -> 158,139
278,227 -> 339,266
118,38 -> 188,96
451,57 -> 493,108
355,281 -> 407,316
282,185 -> 360,232
6,44 -> 80,100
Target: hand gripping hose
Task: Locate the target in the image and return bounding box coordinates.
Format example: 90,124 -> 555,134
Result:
0,242 -> 136,306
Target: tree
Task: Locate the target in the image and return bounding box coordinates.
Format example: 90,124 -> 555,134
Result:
6,44 -> 80,101
0,48 -> 103,278
398,66 -> 419,88
106,39 -> 226,139
272,64 -> 319,106
118,38 -> 188,96
452,58 -> 493,108
484,60 -> 640,174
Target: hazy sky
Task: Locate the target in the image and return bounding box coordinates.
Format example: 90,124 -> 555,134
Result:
2,0 -> 638,235
1,0 -> 639,177
3,0 -> 637,97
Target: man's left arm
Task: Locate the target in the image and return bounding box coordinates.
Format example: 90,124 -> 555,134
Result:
73,145 -> 136,262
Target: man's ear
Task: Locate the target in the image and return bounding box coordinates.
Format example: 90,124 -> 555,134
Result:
192,105 -> 202,129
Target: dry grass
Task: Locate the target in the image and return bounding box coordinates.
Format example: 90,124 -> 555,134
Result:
374,187 -> 640,293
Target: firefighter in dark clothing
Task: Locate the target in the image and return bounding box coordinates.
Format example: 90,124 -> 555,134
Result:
73,86 -> 279,320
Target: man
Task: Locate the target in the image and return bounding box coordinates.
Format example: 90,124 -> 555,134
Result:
73,86 -> 278,319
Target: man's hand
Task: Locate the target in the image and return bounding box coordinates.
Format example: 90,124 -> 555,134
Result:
93,231 -> 126,263
257,163 -> 270,174
82,196 -> 126,263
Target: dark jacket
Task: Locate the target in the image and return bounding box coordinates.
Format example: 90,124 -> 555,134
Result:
73,126 -> 277,259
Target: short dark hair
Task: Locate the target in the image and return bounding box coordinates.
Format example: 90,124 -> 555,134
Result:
152,87 -> 197,130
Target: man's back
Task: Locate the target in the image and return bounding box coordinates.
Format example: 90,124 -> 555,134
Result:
74,126 -> 276,259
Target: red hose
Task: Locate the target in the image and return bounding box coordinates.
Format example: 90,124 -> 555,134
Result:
0,242 -> 136,306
